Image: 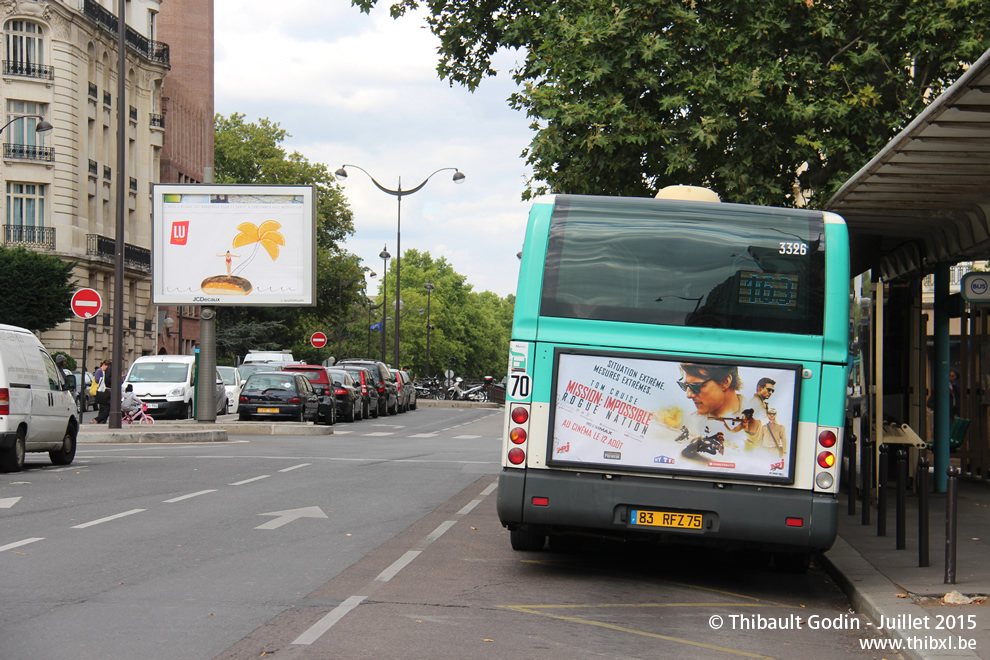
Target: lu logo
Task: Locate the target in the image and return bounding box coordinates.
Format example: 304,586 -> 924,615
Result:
170,221 -> 189,245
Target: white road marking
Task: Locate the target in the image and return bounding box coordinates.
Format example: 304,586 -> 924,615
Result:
364,432 -> 395,437
163,489 -> 216,503
0,537 -> 43,552
409,433 -> 438,438
229,475 -> 270,486
375,550 -> 421,582
278,463 -> 311,472
292,595 -> 366,645
72,509 -> 146,529
453,435 -> 481,439
425,520 -> 457,542
0,496 -> 22,509
255,506 -> 328,530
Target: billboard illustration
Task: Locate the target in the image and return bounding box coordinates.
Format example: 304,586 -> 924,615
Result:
549,350 -> 800,483
152,185 -> 316,306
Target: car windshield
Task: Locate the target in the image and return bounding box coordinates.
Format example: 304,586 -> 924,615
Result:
328,372 -> 348,386
245,375 -> 295,391
218,368 -> 239,385
285,369 -> 323,382
127,363 -> 189,383
238,364 -> 278,380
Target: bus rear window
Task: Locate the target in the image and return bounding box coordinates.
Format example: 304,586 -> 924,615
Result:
539,195 -> 826,335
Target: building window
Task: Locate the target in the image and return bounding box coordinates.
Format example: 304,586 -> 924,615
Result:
4,20 -> 49,79
6,182 -> 46,229
4,100 -> 48,148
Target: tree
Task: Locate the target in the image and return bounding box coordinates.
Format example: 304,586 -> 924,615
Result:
213,113 -> 365,362
0,246 -> 76,332
354,0 -> 990,207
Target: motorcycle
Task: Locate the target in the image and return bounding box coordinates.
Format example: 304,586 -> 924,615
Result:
415,377 -> 442,400
447,377 -> 465,400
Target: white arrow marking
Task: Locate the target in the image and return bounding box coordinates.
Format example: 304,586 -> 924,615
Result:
0,496 -> 22,509
256,506 -> 328,530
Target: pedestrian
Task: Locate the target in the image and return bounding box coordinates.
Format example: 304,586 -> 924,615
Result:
93,359 -> 112,424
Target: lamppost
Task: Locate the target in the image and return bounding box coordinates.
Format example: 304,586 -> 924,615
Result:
337,276 -> 357,361
379,246 -> 390,363
367,298 -> 384,358
335,165 -> 465,372
424,281 -> 435,378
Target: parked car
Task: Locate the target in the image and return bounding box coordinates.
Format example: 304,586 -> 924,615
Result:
338,365 -> 380,419
124,355 -> 227,419
0,324 -> 79,472
281,364 -> 336,425
391,369 -> 415,413
336,359 -> 398,416
238,371 -> 320,422
217,366 -> 243,414
73,369 -> 96,412
237,362 -> 284,381
326,369 -> 363,423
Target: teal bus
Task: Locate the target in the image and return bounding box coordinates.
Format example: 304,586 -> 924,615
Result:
497,189 -> 849,569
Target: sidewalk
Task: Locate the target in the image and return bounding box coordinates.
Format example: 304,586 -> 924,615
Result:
821,477 -> 990,660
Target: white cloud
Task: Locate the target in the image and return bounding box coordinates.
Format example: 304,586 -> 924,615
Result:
215,0 -> 534,297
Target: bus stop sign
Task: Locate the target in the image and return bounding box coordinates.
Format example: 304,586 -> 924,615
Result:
961,272 -> 990,303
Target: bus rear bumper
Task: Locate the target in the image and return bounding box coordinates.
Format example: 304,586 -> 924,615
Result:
497,469 -> 838,552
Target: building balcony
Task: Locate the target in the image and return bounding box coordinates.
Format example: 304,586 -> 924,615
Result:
86,233 -> 151,272
150,113 -> 165,129
89,82 -> 98,99
2,60 -> 55,80
3,143 -> 55,162
3,224 -> 55,249
82,0 -> 170,66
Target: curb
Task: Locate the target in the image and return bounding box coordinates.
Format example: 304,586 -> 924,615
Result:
820,536 -> 979,660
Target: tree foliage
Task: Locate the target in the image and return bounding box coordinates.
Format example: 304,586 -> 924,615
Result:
353,0 -> 990,207
213,113 -> 364,363
337,249 -> 513,379
0,246 -> 76,332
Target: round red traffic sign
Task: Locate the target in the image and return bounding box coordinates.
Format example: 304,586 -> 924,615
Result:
311,331 -> 328,348
70,288 -> 103,319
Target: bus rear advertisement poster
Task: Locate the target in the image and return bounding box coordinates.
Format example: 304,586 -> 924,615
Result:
549,350 -> 801,483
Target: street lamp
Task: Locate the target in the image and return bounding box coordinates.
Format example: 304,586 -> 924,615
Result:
379,246 -> 391,363
424,281 -> 435,378
0,114 -> 53,137
335,164 -> 464,372
337,276 -> 358,361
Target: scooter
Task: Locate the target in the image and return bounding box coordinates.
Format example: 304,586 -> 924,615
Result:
447,377 -> 465,400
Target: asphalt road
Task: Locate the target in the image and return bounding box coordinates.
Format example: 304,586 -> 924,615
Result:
1,407 -> 898,659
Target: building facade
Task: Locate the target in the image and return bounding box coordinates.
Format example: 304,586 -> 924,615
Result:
2,0 -> 168,370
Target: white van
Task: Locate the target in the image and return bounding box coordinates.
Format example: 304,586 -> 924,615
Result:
0,324 -> 79,472
124,355 -> 227,419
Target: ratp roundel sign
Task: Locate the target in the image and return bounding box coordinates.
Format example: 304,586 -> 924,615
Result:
152,184 -> 316,306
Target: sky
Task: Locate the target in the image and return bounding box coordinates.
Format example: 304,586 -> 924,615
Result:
213,0 -> 534,299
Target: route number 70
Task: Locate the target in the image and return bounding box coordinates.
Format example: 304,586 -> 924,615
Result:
510,374 -> 531,398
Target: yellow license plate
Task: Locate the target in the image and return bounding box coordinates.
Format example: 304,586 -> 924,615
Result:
258,407 -> 280,413
629,509 -> 703,529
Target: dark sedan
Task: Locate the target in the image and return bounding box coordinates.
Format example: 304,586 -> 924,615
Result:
238,372 -> 320,422
326,369 -> 363,423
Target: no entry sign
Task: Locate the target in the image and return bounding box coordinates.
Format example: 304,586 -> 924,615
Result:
311,331 -> 328,348
71,288 -> 103,319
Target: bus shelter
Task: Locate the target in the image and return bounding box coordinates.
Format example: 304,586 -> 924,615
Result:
826,47 -> 990,491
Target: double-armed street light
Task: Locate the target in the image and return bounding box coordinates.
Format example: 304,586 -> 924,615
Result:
335,164 -> 464,371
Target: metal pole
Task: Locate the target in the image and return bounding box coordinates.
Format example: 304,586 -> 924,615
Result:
109,0 -> 127,430
196,307 -> 216,422
847,432 -> 858,515
877,444 -> 888,536
425,282 -> 433,378
861,438 -> 873,526
394,182 -> 402,370
896,448 -> 907,549
381,251 -> 388,364
918,454 -> 929,567
945,466 -> 960,584
934,262 -> 951,492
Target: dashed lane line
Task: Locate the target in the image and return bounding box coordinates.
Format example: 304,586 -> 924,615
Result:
279,463 -> 312,472
0,537 -> 44,552
72,508 -> 146,529
163,489 -> 217,503
291,478 -> 498,646
229,475 -> 270,486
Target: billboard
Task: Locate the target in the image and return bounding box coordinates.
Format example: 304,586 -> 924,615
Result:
548,350 -> 801,483
152,185 -> 316,306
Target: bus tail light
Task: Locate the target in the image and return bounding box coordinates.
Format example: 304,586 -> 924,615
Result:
0,388 -> 8,415
511,407 -> 529,424
509,428 -> 527,444
508,448 -> 525,464
506,404 -> 531,467
817,451 -> 835,468
818,429 -> 837,448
